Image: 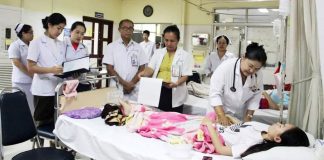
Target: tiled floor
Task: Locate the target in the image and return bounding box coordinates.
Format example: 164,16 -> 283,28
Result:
2,140 -> 91,160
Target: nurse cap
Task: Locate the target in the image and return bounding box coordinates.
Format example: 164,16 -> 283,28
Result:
14,23 -> 25,34
213,34 -> 232,45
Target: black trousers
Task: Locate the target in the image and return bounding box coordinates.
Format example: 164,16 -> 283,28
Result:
158,85 -> 183,113
33,95 -> 55,125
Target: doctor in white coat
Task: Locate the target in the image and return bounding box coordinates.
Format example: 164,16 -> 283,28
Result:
8,23 -> 34,113
27,13 -> 66,125
63,21 -> 88,62
209,42 -> 267,125
103,19 -> 148,101
139,25 -> 193,113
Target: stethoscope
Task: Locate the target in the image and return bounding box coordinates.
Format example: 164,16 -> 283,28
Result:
230,58 -> 259,92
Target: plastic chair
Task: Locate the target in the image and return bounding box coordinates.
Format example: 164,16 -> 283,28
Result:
0,87 -> 74,160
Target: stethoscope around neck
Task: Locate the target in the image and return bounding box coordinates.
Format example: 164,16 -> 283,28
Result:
230,58 -> 258,92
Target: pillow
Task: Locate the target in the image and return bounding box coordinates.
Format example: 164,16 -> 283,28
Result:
306,132 -> 316,147
242,147 -> 316,160
315,139 -> 324,160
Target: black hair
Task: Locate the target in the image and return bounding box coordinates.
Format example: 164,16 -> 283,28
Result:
216,35 -> 229,45
241,127 -> 310,157
143,30 -> 150,36
16,24 -> 32,39
71,21 -> 86,32
118,19 -> 134,29
163,25 -> 180,41
42,13 -> 66,30
245,42 -> 267,66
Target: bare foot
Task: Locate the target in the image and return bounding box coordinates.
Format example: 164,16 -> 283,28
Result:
118,99 -> 132,116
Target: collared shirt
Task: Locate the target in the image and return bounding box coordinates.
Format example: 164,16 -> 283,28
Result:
209,58 -> 263,120
140,40 -> 155,60
203,50 -> 236,75
217,121 -> 267,158
8,39 -> 32,83
63,37 -> 89,62
27,35 -> 64,96
102,38 -> 148,101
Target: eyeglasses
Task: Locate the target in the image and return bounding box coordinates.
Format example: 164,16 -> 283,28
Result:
120,27 -> 134,31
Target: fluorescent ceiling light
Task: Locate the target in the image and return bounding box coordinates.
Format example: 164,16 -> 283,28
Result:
271,9 -> 279,11
258,8 -> 269,13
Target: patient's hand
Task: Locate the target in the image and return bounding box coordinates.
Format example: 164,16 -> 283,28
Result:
201,117 -> 213,126
118,99 -> 132,116
218,115 -> 233,126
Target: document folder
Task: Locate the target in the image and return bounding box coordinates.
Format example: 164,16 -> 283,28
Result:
55,56 -> 90,79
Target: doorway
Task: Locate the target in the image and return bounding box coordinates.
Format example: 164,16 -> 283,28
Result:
82,16 -> 114,87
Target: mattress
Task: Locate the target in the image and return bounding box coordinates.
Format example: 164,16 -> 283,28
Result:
54,115 -> 235,160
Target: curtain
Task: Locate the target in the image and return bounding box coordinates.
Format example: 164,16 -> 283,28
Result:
288,0 -> 323,138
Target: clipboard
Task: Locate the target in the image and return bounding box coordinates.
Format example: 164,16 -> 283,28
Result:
55,56 -> 90,78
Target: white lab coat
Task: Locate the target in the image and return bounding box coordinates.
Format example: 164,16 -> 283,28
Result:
27,35 -> 64,96
140,40 -> 155,60
209,58 -> 263,120
8,39 -> 34,113
63,37 -> 89,62
148,47 -> 193,107
203,50 -> 236,75
103,38 -> 148,101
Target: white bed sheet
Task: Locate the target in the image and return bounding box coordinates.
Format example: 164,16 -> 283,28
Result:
54,115 -> 235,160
183,95 -> 209,116
253,109 -> 288,125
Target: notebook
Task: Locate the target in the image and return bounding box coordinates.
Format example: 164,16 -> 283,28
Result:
55,56 -> 90,79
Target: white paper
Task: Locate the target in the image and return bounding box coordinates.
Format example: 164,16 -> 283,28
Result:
137,77 -> 162,107
63,57 -> 89,73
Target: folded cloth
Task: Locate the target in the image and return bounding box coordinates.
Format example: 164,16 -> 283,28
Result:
63,79 -> 79,98
63,107 -> 102,119
187,81 -> 209,98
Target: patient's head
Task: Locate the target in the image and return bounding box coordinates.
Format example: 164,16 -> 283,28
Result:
241,123 -> 309,157
267,123 -> 309,146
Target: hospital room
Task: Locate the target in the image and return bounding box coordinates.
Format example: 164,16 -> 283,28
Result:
0,0 -> 323,159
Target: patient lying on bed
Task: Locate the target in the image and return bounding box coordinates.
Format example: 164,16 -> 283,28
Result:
201,117 -> 309,158
118,100 -> 310,158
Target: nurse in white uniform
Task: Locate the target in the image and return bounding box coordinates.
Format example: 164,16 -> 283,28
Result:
27,13 -> 66,125
63,21 -> 88,62
203,35 -> 235,77
209,42 -> 267,125
63,21 -> 89,81
139,25 -> 193,113
8,23 -> 34,113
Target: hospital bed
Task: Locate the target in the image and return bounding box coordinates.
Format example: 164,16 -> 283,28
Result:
53,80 -> 319,160
53,79 -> 234,160
252,109 -> 288,124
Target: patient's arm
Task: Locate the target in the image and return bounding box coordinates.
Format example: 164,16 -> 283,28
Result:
202,117 -> 232,156
262,91 -> 280,110
118,99 -> 133,116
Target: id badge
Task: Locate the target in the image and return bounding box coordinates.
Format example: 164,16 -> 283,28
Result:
131,54 -> 138,66
172,64 -> 181,77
